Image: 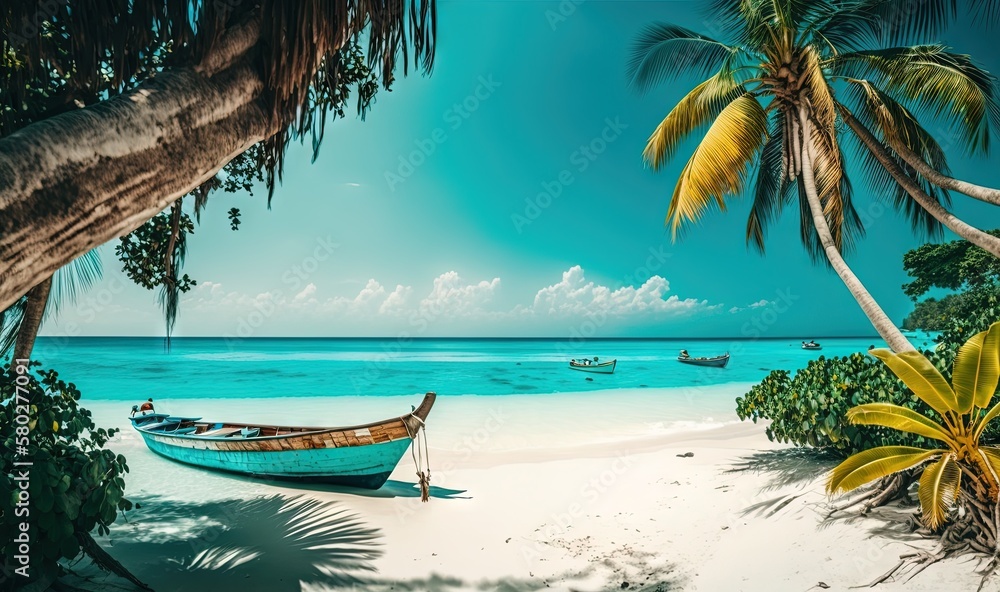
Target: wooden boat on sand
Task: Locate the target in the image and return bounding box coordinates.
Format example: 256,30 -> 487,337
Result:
569,358 -> 617,374
129,393 -> 436,490
677,353 -> 730,368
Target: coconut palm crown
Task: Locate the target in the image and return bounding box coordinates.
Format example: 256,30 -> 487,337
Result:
628,0 -> 1000,351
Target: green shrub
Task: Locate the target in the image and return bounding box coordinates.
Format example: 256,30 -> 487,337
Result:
736,351 -> 954,456
1,363 -> 131,588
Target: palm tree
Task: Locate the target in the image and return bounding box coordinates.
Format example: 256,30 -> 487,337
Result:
0,251 -> 102,360
0,1 -> 436,310
629,0 -> 1000,353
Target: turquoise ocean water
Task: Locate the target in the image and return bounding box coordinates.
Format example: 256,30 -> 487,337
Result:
30,335 -> 936,402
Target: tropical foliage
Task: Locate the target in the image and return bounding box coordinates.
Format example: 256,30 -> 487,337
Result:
903,230 -> 1000,299
901,232 -> 1000,345
0,363 -> 131,589
629,0 -> 1000,352
828,323 -> 1000,547
0,251 -> 103,359
736,351 -> 952,455
0,0 -> 435,319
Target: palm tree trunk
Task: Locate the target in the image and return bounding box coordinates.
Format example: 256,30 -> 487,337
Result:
13,276 -> 52,361
0,17 -> 279,312
840,110 -> 1000,258
889,137 -> 1000,206
797,107 -> 915,353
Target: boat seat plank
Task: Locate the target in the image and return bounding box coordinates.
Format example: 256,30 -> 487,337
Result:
199,428 -> 243,438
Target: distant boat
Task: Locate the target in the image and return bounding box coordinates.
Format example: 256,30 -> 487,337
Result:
802,341 -> 822,350
569,358 -> 617,374
677,352 -> 730,368
129,392 -> 436,489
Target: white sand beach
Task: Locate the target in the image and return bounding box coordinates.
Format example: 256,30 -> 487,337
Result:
76,389 -> 995,592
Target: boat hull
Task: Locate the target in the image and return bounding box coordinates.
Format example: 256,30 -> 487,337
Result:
677,355 -> 729,368
131,393 -> 435,489
568,360 -> 616,374
139,431 -> 410,488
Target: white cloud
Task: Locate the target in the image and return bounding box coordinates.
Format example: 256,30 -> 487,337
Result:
729,299 -> 773,314
379,285 -> 412,315
420,271 -> 501,317
182,266 -> 714,332
294,283 -> 317,302
530,265 -> 710,317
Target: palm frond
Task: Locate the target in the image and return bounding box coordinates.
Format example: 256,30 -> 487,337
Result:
917,454 -> 960,530
974,401 -> 1000,442
704,0 -> 762,48
803,49 -> 837,132
846,403 -> 953,443
840,86 -> 947,237
806,0 -> 881,52
627,23 -> 739,94
859,0 -> 957,45
952,323 -> 1000,412
831,45 -> 999,154
746,112 -> 794,253
0,297 -> 27,358
827,446 -> 942,494
643,71 -> 744,170
842,79 -> 950,174
666,94 -> 768,236
981,447 -> 1000,479
804,113 -> 853,254
46,250 -> 103,319
972,0 -> 1000,26
869,349 -> 959,416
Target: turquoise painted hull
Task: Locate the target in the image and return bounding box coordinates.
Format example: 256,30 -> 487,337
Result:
139,431 -> 412,488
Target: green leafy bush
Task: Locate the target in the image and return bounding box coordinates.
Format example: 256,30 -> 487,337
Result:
736,351 -> 953,456
1,363 -> 131,588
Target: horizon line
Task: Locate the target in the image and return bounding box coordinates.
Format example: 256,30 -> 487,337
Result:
35,334 -> 911,341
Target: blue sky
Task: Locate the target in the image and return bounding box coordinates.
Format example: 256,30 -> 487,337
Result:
43,0 -> 1000,339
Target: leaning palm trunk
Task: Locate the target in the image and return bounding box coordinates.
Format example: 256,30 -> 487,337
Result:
797,107 -> 915,353
0,18 -> 277,311
13,276 -> 52,361
842,111 -> 1000,258
890,137 -> 1000,206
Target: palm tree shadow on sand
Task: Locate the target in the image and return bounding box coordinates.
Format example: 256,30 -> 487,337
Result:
66,493 -> 677,592
725,448 -> 841,519
76,495 -> 382,592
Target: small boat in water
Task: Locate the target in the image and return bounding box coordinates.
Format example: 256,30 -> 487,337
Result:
129,392 -> 436,490
677,350 -> 730,368
569,358 -> 617,374
802,341 -> 822,350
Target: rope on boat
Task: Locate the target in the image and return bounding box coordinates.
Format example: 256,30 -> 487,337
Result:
407,415 -> 431,502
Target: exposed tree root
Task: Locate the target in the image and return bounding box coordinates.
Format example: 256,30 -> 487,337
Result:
76,532 -> 152,591
864,548 -> 948,587
827,471 -> 913,518
860,498 -> 1000,588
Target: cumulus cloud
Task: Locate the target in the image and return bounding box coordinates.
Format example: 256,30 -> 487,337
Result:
379,285 -> 412,315
530,265 -> 710,317
184,266 -> 714,331
294,283 -> 318,302
420,271 -> 500,316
